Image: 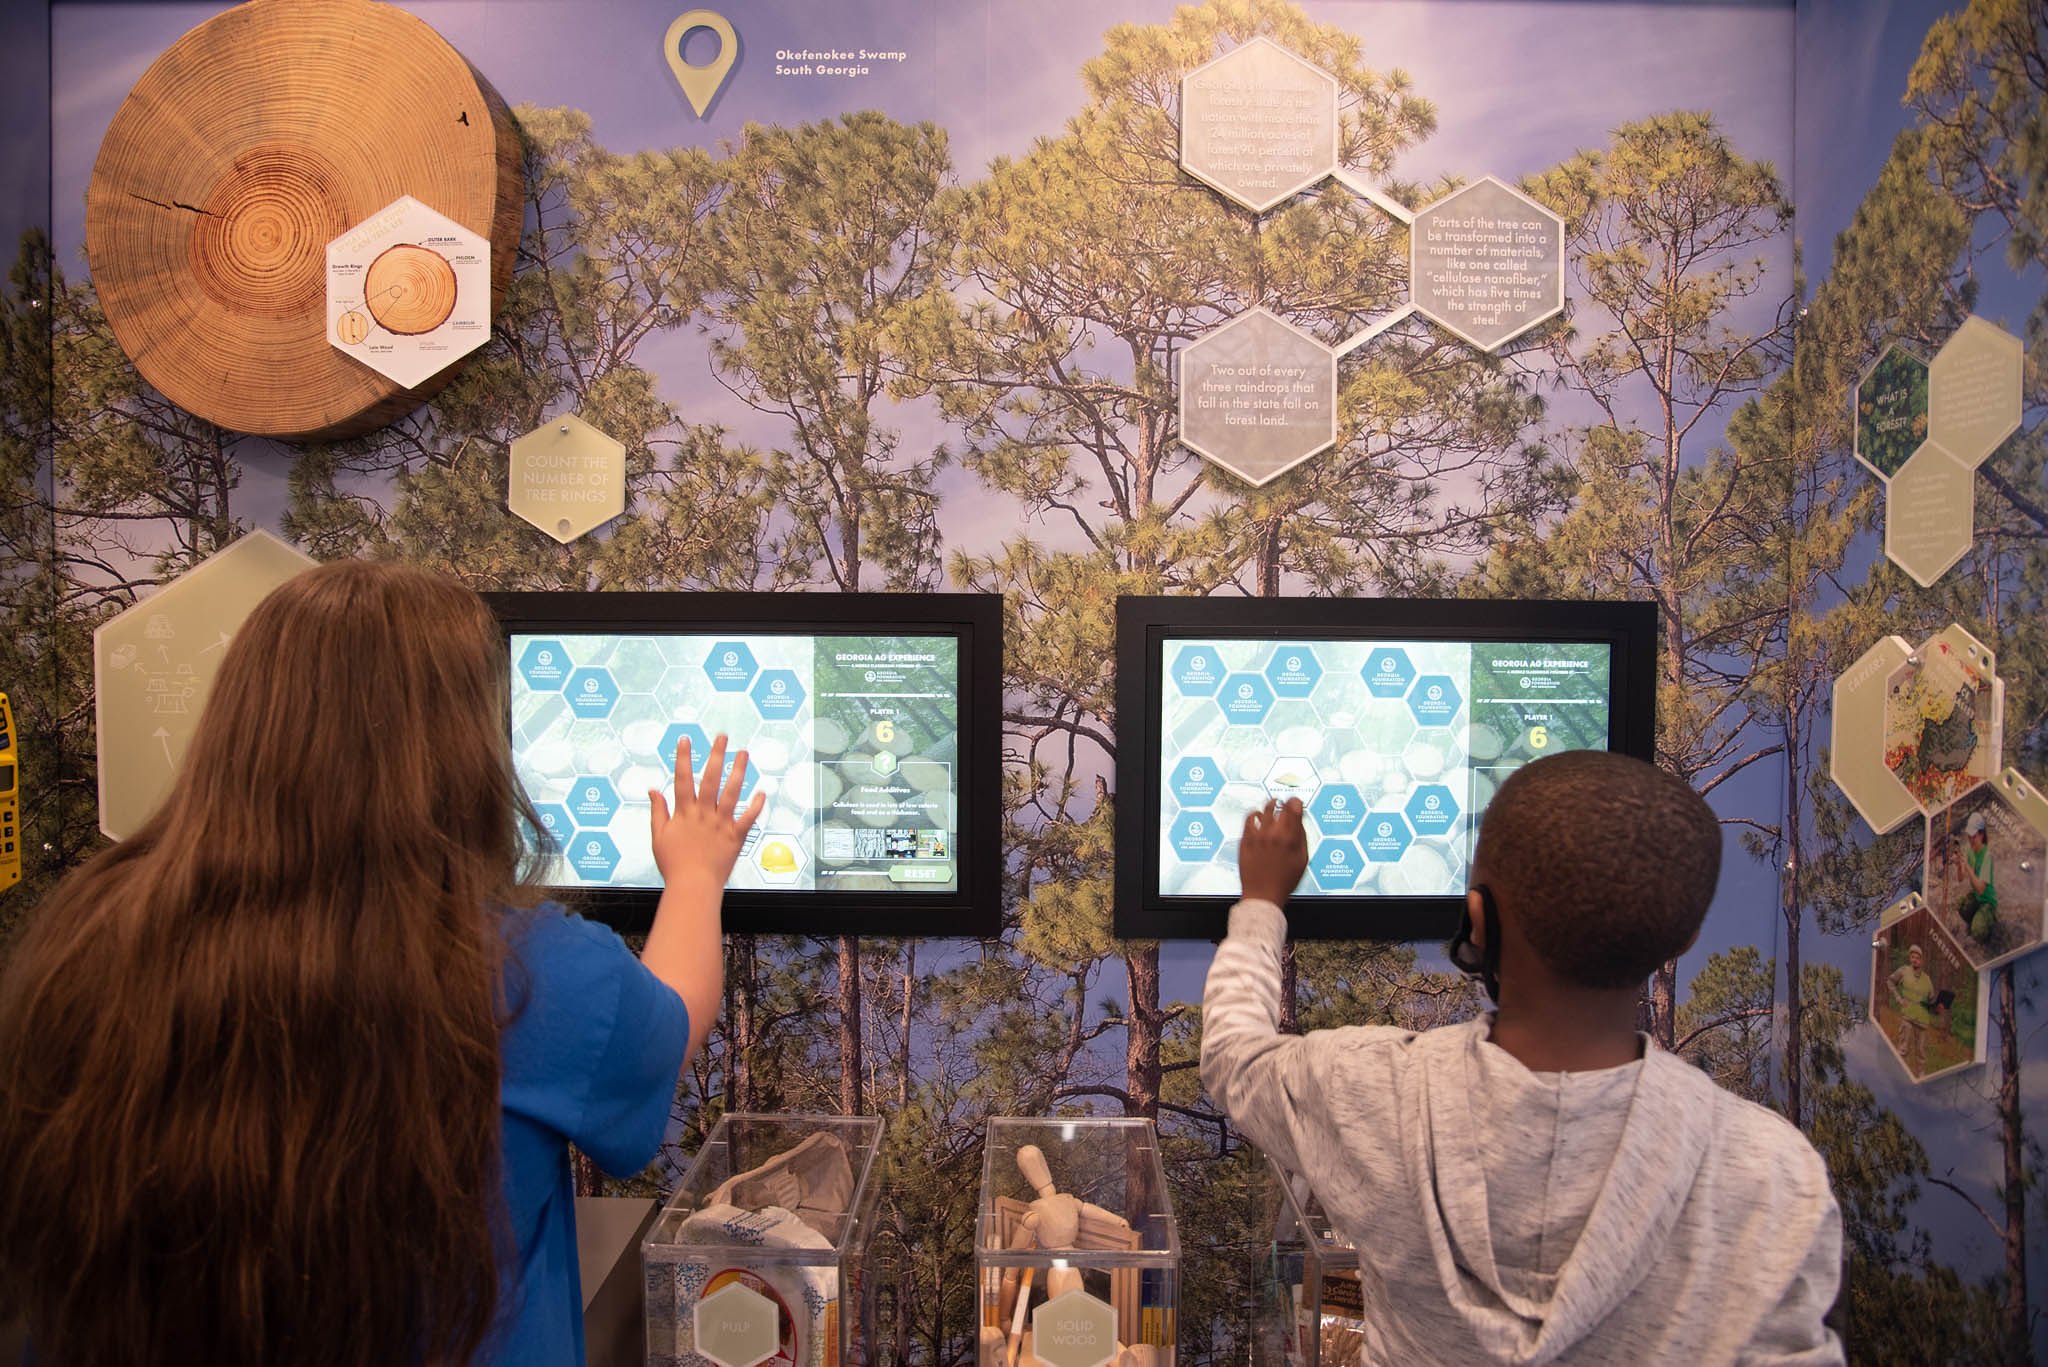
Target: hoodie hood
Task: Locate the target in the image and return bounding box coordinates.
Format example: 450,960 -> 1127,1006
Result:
1410,1019 -> 1714,1365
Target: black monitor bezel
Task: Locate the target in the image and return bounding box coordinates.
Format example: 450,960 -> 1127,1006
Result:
484,591 -> 1003,938
1114,596 -> 1658,942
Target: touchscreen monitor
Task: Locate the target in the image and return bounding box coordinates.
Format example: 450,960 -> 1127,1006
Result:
487,592 -> 1002,936
1116,597 -> 1656,940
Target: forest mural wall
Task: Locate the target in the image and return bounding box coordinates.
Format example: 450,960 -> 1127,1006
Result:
0,0 -> 2042,1361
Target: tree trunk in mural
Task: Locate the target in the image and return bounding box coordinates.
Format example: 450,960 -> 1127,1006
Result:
1995,966 -> 2027,1364
838,934 -> 864,1115
728,935 -> 757,1112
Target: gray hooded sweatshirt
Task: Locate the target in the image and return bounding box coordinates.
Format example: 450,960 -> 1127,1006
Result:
1201,900 -> 1845,1366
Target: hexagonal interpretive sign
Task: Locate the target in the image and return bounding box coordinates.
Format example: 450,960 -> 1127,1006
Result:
1922,768 -> 2048,972
1884,624 -> 2003,814
1179,307 -> 1338,487
326,195 -> 492,389
1927,315 -> 2023,470
1410,177 -> 1564,351
1831,635 -> 1919,835
508,413 -> 627,544
1178,37 -> 1339,213
1869,891 -> 1986,1084
1884,443 -> 1974,587
1032,1290 -> 1119,1367
93,530 -> 317,840
693,1280 -> 782,1367
1852,344 -> 1930,480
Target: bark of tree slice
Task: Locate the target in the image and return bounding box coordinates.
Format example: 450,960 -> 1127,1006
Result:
85,0 -> 522,441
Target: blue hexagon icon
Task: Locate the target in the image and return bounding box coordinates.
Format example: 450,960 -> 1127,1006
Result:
658,722 -> 712,770
1308,783 -> 1366,836
1264,644 -> 1323,698
1218,673 -> 1277,725
1407,675 -> 1462,727
517,639 -> 571,691
568,776 -> 621,827
751,668 -> 806,720
704,641 -> 759,692
566,667 -> 620,720
568,832 -> 622,881
1405,784 -> 1459,837
1310,839 -> 1364,890
1170,646 -> 1225,697
531,803 -> 572,848
1362,812 -> 1413,862
1169,756 -> 1222,808
1362,649 -> 1416,699
1168,811 -> 1224,861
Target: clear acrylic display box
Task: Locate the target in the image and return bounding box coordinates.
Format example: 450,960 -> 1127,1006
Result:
1252,1156 -> 1361,1367
644,1113 -> 884,1367
976,1117 -> 1180,1367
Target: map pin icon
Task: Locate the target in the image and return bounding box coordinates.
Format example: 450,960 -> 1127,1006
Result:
665,10 -> 738,117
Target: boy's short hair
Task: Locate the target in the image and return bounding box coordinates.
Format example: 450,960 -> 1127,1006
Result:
1474,750 -> 1720,990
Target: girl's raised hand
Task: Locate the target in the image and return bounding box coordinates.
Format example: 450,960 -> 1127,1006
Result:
648,733 -> 765,890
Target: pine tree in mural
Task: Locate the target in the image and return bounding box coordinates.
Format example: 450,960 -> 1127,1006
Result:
1480,113 -> 1795,1047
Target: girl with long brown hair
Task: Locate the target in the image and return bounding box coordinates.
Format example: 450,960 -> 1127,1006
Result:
0,559 -> 759,1366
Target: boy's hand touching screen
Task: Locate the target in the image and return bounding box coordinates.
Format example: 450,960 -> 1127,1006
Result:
1238,798 -> 1308,906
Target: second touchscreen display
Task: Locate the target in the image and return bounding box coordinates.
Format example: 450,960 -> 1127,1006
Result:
512,632 -> 961,892
1157,638 -> 1613,898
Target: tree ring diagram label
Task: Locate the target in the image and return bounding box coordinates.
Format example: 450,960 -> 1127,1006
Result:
327,195 -> 491,389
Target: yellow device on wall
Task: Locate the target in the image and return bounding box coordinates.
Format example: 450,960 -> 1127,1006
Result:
0,691 -> 18,891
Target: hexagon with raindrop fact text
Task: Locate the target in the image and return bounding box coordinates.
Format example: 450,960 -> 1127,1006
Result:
1179,307 -> 1339,488
1178,37 -> 1339,214
1032,1290 -> 1120,1367
1884,444 -> 1974,588
1852,344 -> 1930,481
565,666 -> 620,720
1410,177 -> 1564,352
93,530 -> 317,840
508,412 -> 627,544
1928,316 -> 2023,470
693,1281 -> 783,1367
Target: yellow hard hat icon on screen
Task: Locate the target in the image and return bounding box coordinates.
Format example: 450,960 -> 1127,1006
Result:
759,840 -> 798,874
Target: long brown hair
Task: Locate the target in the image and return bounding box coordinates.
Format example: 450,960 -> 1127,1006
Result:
0,558 -> 543,1367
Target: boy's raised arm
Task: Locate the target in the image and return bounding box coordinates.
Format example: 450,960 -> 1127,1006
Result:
1200,801 -> 1327,1175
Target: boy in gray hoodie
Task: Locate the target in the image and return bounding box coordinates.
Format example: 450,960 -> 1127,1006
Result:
1201,750 -> 1844,1366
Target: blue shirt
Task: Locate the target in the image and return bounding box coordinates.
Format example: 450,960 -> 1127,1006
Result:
487,906 -> 690,1366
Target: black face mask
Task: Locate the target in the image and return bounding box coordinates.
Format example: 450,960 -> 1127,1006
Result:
1449,883 -> 1503,1005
